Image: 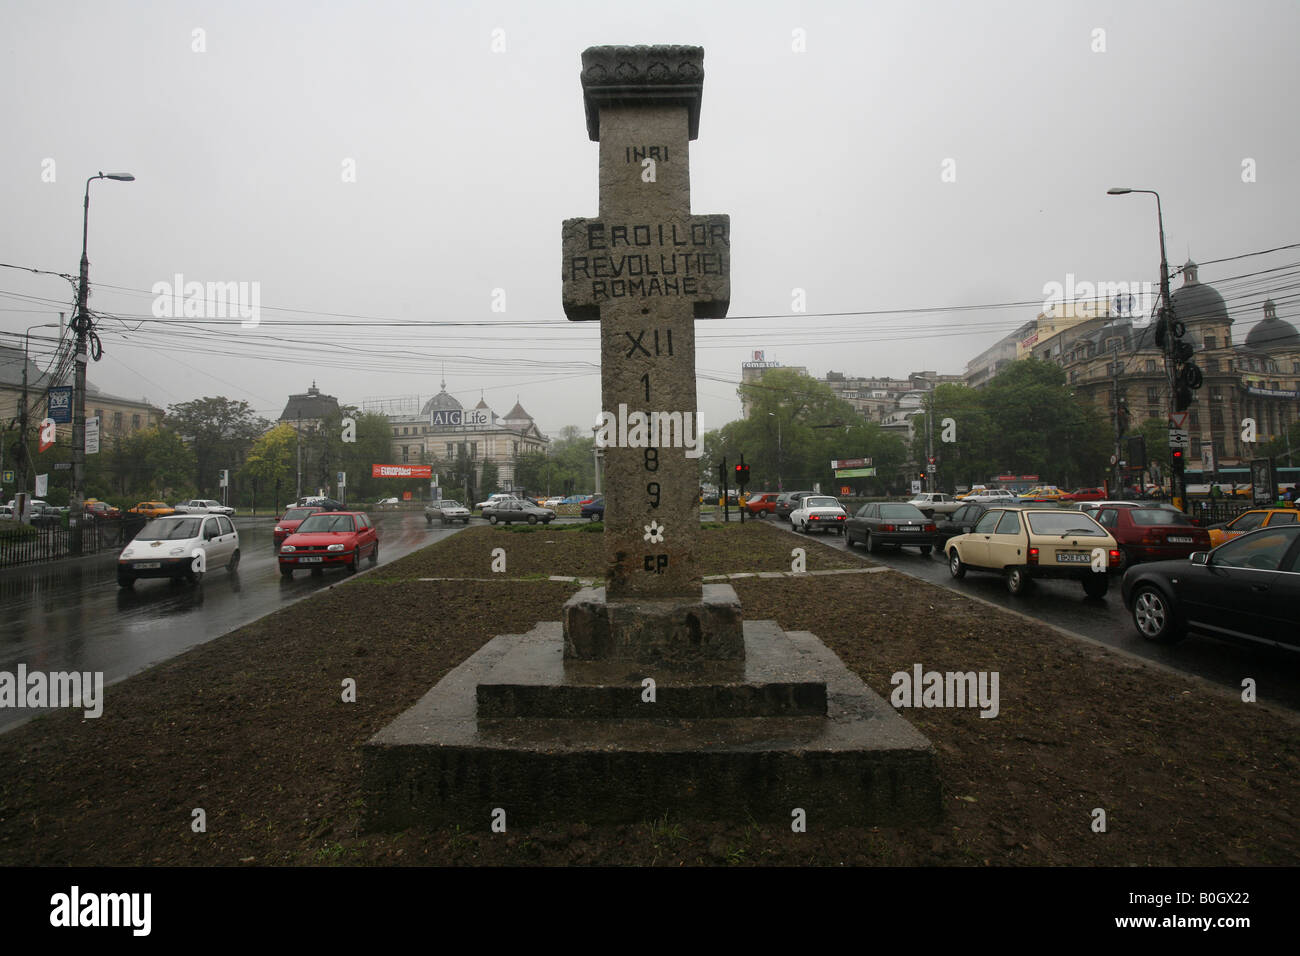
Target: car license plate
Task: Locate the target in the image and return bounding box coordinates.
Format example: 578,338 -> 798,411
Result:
134,562 -> 161,569
1168,537 -> 1193,544
898,526 -> 919,531
1056,552 -> 1090,563
298,556 -> 323,563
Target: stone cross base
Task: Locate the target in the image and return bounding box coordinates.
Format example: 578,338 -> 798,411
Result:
562,583 -> 743,663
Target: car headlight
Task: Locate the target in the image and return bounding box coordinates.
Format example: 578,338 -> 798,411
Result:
122,548 -> 134,558
274,525 -> 283,532
281,545 -> 296,553
169,547 -> 186,556
327,543 -> 345,551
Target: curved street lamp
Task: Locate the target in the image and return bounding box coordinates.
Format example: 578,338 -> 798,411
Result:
70,171 -> 134,539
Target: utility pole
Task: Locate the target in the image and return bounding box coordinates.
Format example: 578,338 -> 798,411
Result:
295,414 -> 302,500
925,392 -> 935,493
70,172 -> 134,553
1111,357 -> 1124,496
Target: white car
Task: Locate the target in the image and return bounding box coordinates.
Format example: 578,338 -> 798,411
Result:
790,495 -> 848,534
174,498 -> 236,517
425,500 -> 471,525
541,496 -> 566,508
475,493 -> 519,510
907,493 -> 961,516
117,513 -> 240,588
964,489 -> 1019,504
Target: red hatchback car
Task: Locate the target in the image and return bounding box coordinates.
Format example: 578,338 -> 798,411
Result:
274,505 -> 331,550
1092,505 -> 1210,566
278,511 -> 379,577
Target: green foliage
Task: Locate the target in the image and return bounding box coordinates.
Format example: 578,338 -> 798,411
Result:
480,460 -> 499,496
166,397 -> 269,495
708,369 -> 908,494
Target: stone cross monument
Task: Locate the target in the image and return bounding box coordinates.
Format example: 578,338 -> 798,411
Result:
561,45 -> 741,663
361,46 -> 940,830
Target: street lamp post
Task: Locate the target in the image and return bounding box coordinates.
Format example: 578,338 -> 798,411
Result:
70,171 -> 134,549
768,411 -> 782,491
1107,186 -> 1180,508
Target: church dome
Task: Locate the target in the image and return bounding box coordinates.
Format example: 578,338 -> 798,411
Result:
1169,261 -> 1230,325
420,380 -> 463,416
1244,299 -> 1300,352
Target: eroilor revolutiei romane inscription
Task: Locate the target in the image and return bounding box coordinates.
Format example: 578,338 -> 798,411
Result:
561,44 -> 730,609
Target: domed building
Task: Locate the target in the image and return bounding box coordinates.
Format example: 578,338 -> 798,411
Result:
383,378 -> 549,496
1022,261 -> 1299,473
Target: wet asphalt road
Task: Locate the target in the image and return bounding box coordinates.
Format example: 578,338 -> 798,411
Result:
757,515 -> 1300,712
0,511 -> 459,732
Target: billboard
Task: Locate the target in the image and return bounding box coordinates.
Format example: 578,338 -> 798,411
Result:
372,464 -> 432,478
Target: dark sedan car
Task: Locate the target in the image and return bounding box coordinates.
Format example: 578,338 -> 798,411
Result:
773,491 -> 814,521
933,501 -> 998,551
484,498 -> 556,524
581,495 -> 605,521
1122,524 -> 1300,648
846,502 -> 937,554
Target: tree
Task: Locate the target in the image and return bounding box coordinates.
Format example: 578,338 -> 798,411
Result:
241,424 -> 296,501
167,397 -> 269,495
513,450 -> 550,495
480,460 -> 499,496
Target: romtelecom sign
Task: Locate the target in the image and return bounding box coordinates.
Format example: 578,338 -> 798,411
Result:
372,464 -> 433,479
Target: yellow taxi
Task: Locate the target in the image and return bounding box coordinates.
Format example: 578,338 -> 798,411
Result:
128,501 -> 176,518
1206,508 -> 1299,548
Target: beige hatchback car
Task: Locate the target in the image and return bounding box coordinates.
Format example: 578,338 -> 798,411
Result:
945,507 -> 1122,598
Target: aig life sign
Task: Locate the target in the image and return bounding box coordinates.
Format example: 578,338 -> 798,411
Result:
430,408 -> 490,428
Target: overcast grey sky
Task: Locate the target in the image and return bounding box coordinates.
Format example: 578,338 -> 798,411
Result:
3,0 -> 1298,439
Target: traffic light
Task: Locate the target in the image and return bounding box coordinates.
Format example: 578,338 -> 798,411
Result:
1126,435 -> 1147,469
734,463 -> 750,487
1171,448 -> 1185,475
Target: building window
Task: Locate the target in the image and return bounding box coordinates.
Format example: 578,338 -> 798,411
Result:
132,414 -> 141,429
113,412 -> 123,431
446,443 -> 454,458
1206,358 -> 1219,372
1210,409 -> 1222,426
471,442 -> 478,459
401,446 -> 409,462
1145,359 -> 1156,373
1070,372 -> 1078,384
1147,387 -> 1159,403
94,408 -> 104,421
1293,361 -> 1300,373
1190,411 -> 1199,426
1203,335 -> 1216,351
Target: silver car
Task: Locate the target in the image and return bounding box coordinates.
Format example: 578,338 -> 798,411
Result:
425,500 -> 471,525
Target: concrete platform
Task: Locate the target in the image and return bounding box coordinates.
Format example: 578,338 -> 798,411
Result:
362,622 -> 941,829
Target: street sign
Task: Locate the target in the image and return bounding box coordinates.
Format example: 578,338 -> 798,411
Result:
1,470 -> 12,484
1200,441 -> 1216,476
53,462 -> 72,471
1168,429 -> 1189,449
337,471 -> 346,487
47,386 -> 73,424
926,463 -> 936,472
1168,411 -> 1189,430
85,417 -> 100,455
911,480 -> 922,494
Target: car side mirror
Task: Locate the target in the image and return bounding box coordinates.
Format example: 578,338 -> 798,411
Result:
1189,551 -> 1209,566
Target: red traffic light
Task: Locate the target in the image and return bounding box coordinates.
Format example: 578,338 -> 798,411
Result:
1172,449 -> 1183,459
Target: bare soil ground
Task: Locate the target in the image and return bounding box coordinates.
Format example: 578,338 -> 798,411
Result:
1,522 -> 1295,866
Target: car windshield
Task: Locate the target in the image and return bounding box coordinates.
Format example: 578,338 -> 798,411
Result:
880,504 -> 925,518
439,501 -> 462,509
1026,513 -> 1105,536
139,517 -> 202,540
1131,510 -> 1192,526
297,514 -> 356,533
803,497 -> 839,508
283,508 -> 319,521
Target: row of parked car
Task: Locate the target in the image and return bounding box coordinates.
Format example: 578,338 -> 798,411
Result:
776,490 -> 1298,653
